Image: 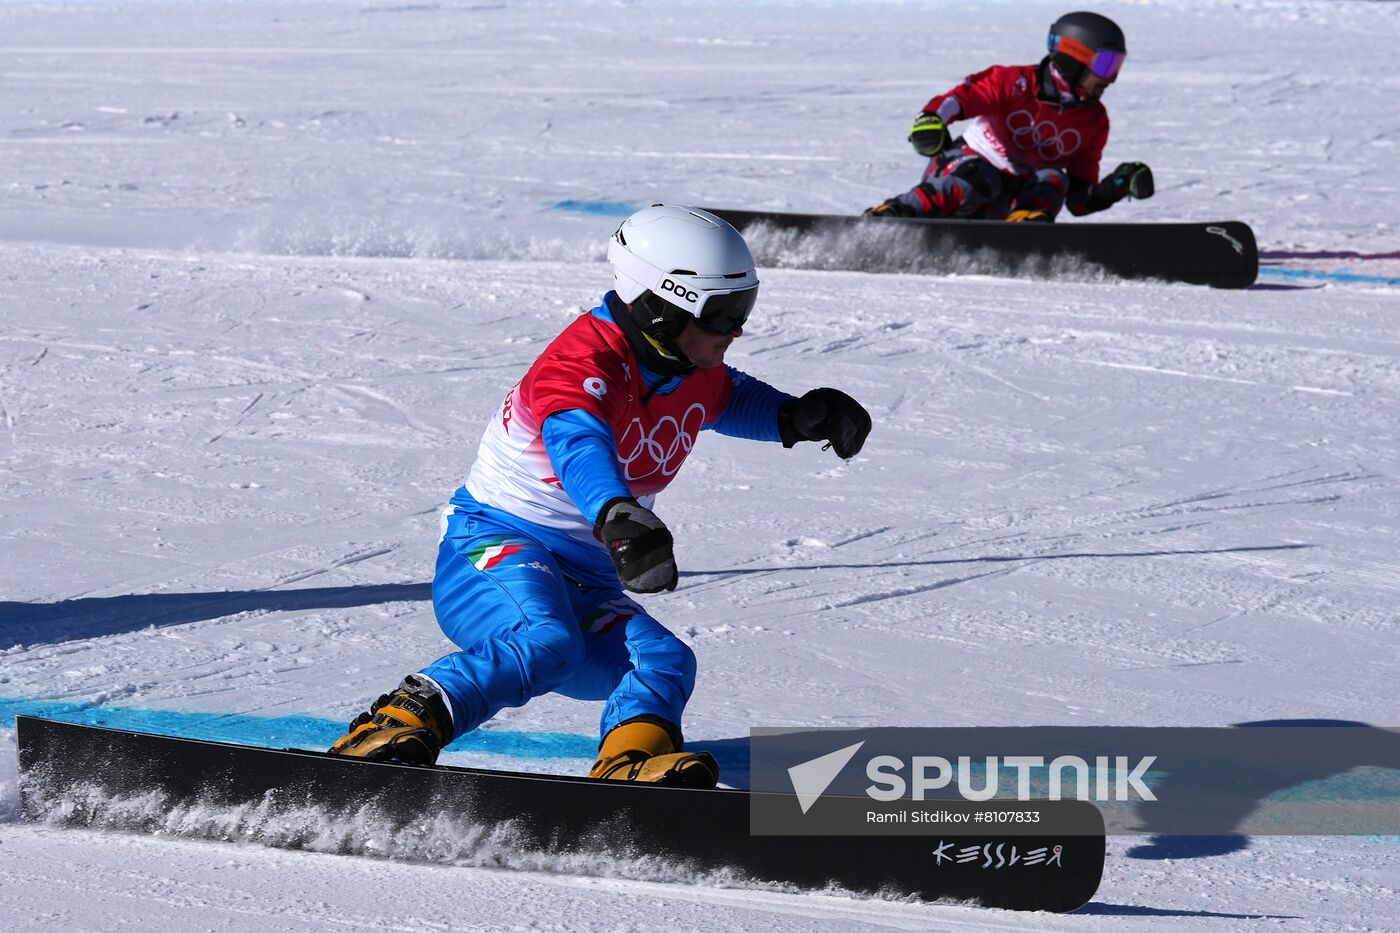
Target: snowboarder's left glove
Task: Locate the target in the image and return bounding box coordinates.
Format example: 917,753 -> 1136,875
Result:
1096,162 -> 1154,202
779,388 -> 872,459
908,113 -> 951,158
596,497 -> 678,593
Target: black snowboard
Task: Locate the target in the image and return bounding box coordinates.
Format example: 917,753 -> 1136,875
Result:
701,207 -> 1258,289
16,715 -> 1104,912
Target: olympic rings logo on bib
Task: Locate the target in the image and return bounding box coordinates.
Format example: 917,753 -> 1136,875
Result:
617,403 -> 708,482
1005,109 -> 1081,161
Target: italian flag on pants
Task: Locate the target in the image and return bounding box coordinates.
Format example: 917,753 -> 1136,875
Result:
469,538 -> 527,571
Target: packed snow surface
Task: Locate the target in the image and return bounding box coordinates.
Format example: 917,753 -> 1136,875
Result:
2,0 -> 1398,929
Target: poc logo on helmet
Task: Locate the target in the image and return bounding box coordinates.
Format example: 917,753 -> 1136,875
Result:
659,278 -> 700,305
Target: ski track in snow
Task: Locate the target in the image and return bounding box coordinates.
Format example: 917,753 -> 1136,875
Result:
2,0 -> 1399,930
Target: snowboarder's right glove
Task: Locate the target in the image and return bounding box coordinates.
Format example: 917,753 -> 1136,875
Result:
908,113 -> 951,158
779,388 -> 872,459
596,497 -> 678,593
1095,161 -> 1154,202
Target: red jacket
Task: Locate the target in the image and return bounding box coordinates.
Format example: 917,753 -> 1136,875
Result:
924,64 -> 1109,184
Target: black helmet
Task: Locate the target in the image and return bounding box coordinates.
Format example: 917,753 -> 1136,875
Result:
1047,12 -> 1127,84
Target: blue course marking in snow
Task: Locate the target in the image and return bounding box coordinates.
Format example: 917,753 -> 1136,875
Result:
551,199 -> 641,218
0,697 -> 596,760
1258,266 -> 1400,287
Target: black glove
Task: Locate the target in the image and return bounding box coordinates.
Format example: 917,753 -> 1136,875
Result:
1095,161 -> 1154,203
908,113 -> 951,158
595,497 -> 678,594
779,388 -> 872,459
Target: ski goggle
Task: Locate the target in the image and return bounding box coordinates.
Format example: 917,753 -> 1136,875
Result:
691,285 -> 758,335
1047,33 -> 1127,81
640,283 -> 757,335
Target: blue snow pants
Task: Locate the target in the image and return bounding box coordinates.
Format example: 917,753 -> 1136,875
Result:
421,508 -> 697,745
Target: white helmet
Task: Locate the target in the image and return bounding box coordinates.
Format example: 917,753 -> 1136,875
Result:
607,204 -> 759,336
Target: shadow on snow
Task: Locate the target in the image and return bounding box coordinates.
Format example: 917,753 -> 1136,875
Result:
0,583 -> 432,650
1,543 -> 1311,649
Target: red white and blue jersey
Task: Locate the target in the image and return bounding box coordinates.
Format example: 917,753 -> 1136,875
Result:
459,300 -> 788,584
925,64 -> 1109,183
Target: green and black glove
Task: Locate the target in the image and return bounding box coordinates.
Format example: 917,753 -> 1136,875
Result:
1095,161 -> 1154,202
908,113 -> 951,158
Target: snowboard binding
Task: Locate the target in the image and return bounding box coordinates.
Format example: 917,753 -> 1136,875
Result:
328,674 -> 451,766
588,717 -> 719,788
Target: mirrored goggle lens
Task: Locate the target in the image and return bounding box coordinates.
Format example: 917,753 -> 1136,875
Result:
697,286 -> 758,335
1089,49 -> 1126,81
1048,33 -> 1126,82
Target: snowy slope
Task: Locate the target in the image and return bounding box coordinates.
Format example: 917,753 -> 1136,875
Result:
1,0 -> 1398,929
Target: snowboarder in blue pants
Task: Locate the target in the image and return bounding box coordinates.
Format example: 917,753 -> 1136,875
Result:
329,205 -> 871,786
